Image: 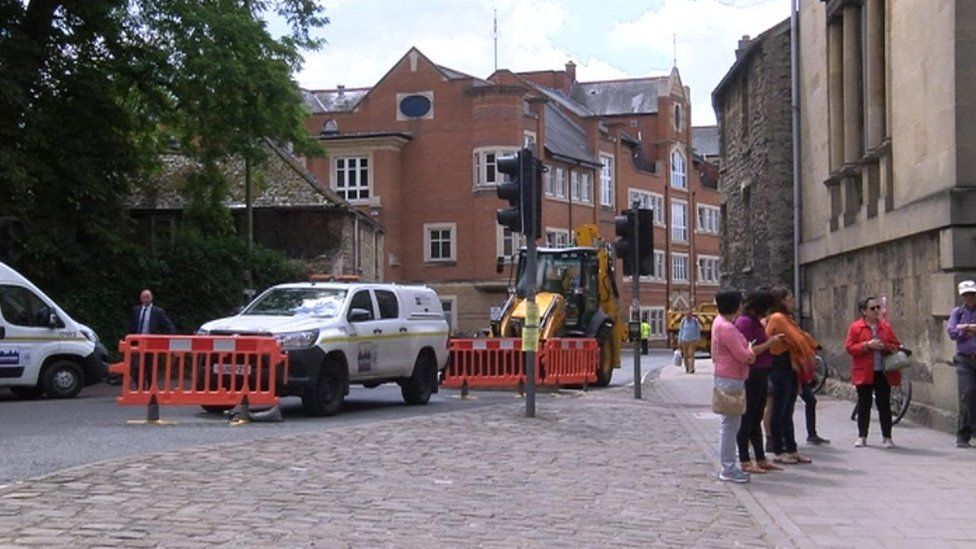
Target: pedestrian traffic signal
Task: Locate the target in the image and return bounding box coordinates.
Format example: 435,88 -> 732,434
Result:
496,148 -> 541,239
614,210 -> 636,276
0,217 -> 25,264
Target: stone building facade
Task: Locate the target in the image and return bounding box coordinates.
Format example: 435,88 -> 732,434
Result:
712,19 -> 795,292
797,0 -> 976,430
302,48 -> 720,338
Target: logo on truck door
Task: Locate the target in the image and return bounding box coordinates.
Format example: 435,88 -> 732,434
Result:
357,342 -> 376,373
0,350 -> 20,365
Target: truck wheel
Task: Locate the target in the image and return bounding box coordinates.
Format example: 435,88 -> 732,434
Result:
42,360 -> 83,399
400,354 -> 436,405
10,386 -> 44,399
302,362 -> 346,417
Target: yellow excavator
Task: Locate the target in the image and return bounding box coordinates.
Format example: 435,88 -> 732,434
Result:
490,224 -> 626,386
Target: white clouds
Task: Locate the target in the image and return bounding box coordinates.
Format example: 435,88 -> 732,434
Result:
295,0 -> 792,124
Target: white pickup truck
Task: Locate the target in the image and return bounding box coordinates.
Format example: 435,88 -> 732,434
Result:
198,282 -> 449,416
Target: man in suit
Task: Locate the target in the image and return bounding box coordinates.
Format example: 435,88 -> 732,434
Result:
127,289 -> 175,335
124,289 -> 175,389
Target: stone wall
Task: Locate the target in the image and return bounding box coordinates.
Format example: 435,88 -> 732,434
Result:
716,25 -> 795,292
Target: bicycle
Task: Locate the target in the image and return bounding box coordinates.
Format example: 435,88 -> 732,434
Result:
810,352 -> 828,394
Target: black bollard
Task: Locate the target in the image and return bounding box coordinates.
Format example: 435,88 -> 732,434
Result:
146,394 -> 160,423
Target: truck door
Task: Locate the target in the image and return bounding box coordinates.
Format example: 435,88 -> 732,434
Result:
373,289 -> 410,376
346,289 -> 381,379
0,284 -> 59,386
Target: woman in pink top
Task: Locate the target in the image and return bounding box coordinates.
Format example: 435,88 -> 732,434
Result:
711,289 -> 759,483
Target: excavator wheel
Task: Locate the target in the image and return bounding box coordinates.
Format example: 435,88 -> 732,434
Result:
593,325 -> 613,387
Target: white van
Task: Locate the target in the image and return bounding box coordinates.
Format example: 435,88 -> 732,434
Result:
198,282 -> 449,416
0,261 -> 107,398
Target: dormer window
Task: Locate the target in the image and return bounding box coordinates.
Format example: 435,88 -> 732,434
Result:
321,119 -> 339,135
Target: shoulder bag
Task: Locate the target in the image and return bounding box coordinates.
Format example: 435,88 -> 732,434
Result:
712,386 -> 746,415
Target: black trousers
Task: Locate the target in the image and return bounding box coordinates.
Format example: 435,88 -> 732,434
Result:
856,373 -> 892,438
769,356 -> 799,455
955,354 -> 976,442
737,368 -> 769,463
799,381 -> 819,438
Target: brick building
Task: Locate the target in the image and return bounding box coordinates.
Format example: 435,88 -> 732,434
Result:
302,48 -> 720,342
712,19 -> 795,292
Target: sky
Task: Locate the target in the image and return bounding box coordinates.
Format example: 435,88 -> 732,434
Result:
288,0 -> 792,126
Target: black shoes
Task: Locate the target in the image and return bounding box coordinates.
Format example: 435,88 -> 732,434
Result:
806,435 -> 831,445
956,439 -> 971,448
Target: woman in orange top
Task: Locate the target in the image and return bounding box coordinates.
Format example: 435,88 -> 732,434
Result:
765,286 -> 818,464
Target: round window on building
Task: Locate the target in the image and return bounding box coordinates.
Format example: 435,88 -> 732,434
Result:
399,94 -> 432,118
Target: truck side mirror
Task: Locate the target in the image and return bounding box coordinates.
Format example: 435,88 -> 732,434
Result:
348,308 -> 372,322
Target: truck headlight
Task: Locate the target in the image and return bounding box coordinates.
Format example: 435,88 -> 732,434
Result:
81,329 -> 99,344
274,329 -> 319,350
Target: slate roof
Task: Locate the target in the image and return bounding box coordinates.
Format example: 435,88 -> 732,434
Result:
129,140 -> 380,229
303,88 -> 370,114
692,126 -> 720,158
570,78 -> 667,116
543,103 -> 601,167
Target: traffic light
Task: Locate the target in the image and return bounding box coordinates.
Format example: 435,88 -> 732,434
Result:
614,210 -> 636,276
635,208 -> 654,276
496,148 -> 541,239
0,217 -> 25,264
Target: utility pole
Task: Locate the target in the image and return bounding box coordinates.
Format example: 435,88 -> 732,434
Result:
630,200 -> 642,400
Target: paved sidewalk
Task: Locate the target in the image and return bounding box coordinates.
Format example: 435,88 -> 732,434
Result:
658,357 -> 976,548
1,358 -> 972,548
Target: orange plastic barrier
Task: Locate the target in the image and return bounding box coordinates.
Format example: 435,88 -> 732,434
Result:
108,335 -> 288,408
442,338 -> 531,389
442,337 -> 597,390
542,338 -> 599,385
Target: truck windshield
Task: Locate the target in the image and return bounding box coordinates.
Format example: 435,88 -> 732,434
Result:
243,288 -> 348,317
516,251 -> 587,295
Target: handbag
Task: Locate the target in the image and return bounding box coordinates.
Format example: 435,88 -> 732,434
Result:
882,349 -> 911,372
672,349 -> 683,367
712,386 -> 746,415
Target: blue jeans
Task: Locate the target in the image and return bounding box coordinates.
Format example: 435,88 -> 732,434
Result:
769,357 -> 798,455
715,376 -> 745,472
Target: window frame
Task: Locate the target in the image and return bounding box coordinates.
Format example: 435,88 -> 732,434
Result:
697,204 -> 720,235
424,222 -> 457,263
599,154 -> 614,207
332,154 -> 372,203
554,167 -> 567,199
671,252 -> 690,283
670,149 -> 687,190
544,228 -> 571,248
671,199 -> 689,243
640,306 -> 666,340
496,224 -> 525,263
697,255 -> 721,286
473,147 -> 519,188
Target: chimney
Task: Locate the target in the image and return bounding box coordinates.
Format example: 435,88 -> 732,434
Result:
337,84 -> 345,97
565,61 -> 577,83
735,35 -> 751,60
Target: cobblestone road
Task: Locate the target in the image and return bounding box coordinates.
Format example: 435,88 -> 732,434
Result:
0,381 -> 771,548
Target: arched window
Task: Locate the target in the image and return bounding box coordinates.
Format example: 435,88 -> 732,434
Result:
670,149 -> 686,189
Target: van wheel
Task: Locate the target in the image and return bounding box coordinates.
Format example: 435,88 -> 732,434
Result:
400,354 -> 436,405
10,386 -> 44,399
302,361 -> 346,417
42,361 -> 83,399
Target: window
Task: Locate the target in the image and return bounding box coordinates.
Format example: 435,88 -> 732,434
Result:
673,104 -> 682,131
653,250 -> 665,280
334,156 -> 370,201
374,290 -> 399,319
440,296 -> 458,334
544,166 -> 554,196
570,171 -> 580,202
396,91 -> 434,120
671,253 -> 689,282
670,149 -> 686,190
627,190 -> 664,225
671,200 -> 688,243
642,307 -> 666,339
697,255 -> 721,286
424,223 -> 456,262
497,224 -> 525,262
0,285 -> 51,327
600,154 -> 614,206
523,132 -> 537,149
580,172 -> 592,204
473,148 -> 518,187
554,167 -> 566,199
697,205 -> 720,234
545,229 -> 570,248
347,290 -> 374,321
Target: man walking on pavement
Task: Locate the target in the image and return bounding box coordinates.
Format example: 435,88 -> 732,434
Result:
640,319 -> 650,355
948,280 -> 976,448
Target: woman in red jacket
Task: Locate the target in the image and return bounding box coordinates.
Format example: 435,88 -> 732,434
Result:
845,296 -> 902,448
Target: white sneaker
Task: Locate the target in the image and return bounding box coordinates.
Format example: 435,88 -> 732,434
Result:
881,438 -> 895,449
854,437 -> 867,447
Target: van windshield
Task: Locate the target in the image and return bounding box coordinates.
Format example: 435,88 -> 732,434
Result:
243,288 -> 347,317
